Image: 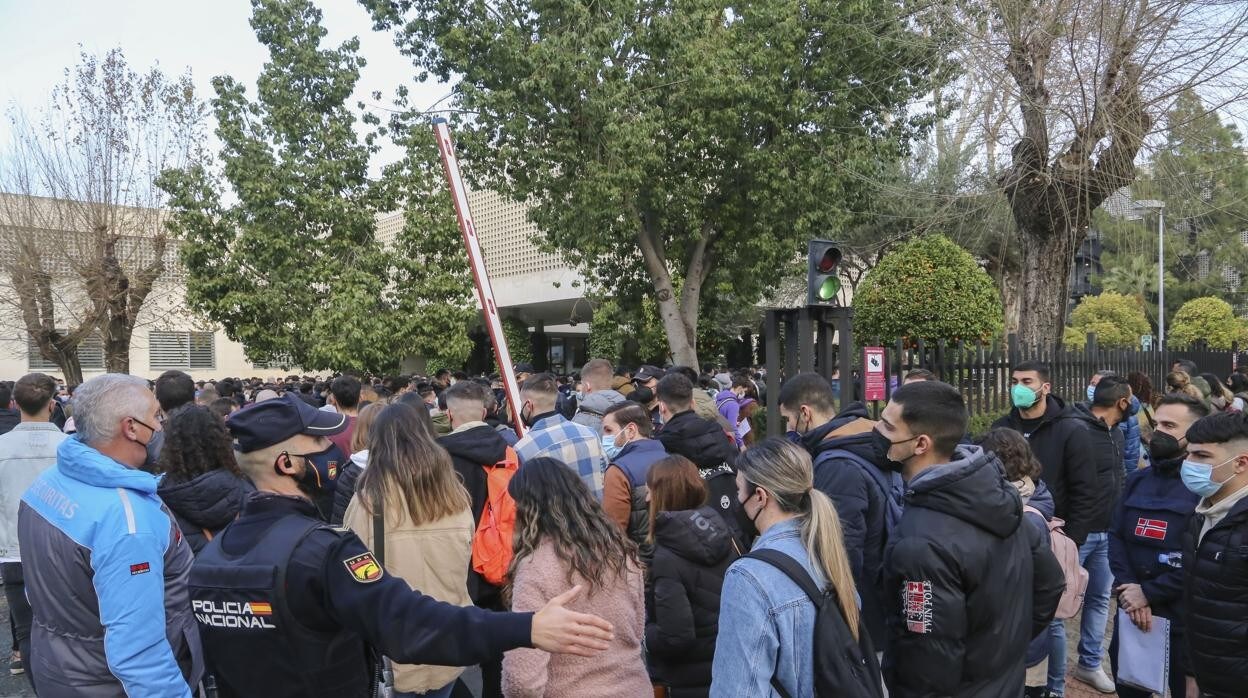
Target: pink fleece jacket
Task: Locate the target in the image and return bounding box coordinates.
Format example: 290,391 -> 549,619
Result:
502,538 -> 651,697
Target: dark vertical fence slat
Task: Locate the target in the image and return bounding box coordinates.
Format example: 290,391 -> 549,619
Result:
870,332 -> 1235,421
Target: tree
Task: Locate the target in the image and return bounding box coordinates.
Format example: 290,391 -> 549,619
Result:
986,0 -> 1248,345
1096,91 -> 1248,331
0,49 -> 207,383
158,0 -> 474,374
1168,297 -> 1248,350
363,0 -> 948,367
588,297 -> 670,368
1061,292 -> 1151,349
853,235 -> 1003,344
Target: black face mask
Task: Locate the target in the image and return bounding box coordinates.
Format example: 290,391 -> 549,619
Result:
275,446 -> 335,502
870,429 -> 919,473
1149,431 -> 1186,463
742,487 -> 766,539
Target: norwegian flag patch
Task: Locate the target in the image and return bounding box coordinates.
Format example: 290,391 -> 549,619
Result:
1135,518 -> 1168,540
903,580 -> 933,634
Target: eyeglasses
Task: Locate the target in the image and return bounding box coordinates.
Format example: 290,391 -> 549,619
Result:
129,416 -> 159,434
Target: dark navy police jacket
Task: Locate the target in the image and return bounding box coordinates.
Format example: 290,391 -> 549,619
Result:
1108,457 -> 1197,621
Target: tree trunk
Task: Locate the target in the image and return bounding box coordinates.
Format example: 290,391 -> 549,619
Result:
104,318 -> 131,374
53,346 -> 85,388
1000,262 -> 1023,336
635,211 -> 700,368
1016,227 -> 1078,347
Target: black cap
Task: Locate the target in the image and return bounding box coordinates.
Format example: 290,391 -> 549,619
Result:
633,365 -> 665,383
513,362 -> 536,375
227,393 -> 347,453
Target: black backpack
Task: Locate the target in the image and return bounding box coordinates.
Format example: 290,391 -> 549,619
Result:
699,462 -> 751,553
745,548 -> 883,698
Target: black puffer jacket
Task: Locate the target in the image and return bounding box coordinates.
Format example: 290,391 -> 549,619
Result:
1067,403 -> 1125,533
157,468 -> 255,555
439,424 -> 510,608
802,402 -> 898,650
882,446 -> 1064,698
657,410 -> 737,469
993,395 -> 1100,544
1182,494 -> 1248,698
658,411 -> 748,548
646,506 -> 737,696
330,451 -> 367,526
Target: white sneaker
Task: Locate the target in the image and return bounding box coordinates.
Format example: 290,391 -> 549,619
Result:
1073,664 -> 1116,693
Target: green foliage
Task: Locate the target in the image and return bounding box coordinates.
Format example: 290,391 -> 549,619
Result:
158,0 -> 473,374
1168,297 -> 1248,349
362,0 -> 949,366
1061,292 -> 1152,349
853,235 -> 1003,343
588,298 -> 670,367
967,412 -> 1000,440
502,317 -> 532,367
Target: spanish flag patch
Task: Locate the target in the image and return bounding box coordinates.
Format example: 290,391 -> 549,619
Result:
343,552 -> 383,583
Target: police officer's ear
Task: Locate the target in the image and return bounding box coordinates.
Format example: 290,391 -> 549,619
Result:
273,451 -> 302,478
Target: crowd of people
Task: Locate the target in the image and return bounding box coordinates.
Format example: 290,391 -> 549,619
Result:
0,355 -> 1244,697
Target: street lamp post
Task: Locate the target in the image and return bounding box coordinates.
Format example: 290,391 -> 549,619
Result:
1137,200 -> 1166,349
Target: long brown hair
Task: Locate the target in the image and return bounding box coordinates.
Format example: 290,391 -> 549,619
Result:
736,438 -> 861,640
506,457 -> 638,591
357,402 -> 469,526
645,455 -> 707,544
350,401 -> 385,453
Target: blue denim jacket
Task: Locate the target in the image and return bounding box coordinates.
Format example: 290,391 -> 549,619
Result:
710,518 -> 822,697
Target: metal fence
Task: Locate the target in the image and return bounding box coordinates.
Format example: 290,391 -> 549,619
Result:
871,334 -> 1240,418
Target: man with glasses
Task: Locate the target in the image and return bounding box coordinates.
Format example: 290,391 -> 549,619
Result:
18,374 -> 203,697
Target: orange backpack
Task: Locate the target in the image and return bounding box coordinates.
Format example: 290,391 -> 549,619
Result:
471,447 -> 520,586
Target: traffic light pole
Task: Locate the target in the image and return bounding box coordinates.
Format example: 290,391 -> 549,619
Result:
763,305 -> 855,437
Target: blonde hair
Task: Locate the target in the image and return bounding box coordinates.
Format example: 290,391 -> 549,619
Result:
736,438 -> 861,640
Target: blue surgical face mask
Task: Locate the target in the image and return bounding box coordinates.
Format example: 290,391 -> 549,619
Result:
1086,384 -> 1097,403
602,432 -> 624,461
1181,456 -> 1239,498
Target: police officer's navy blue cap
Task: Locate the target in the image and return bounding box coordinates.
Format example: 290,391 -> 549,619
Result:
227,393 -> 347,453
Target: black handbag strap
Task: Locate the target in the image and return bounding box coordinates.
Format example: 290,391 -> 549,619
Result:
372,496 -> 385,566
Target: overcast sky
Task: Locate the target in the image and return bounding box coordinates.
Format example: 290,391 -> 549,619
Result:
0,0 -> 449,173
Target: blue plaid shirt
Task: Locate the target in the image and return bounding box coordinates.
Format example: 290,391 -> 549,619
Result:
515,413 -> 607,499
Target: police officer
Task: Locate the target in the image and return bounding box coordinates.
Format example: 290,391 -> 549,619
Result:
1107,393 -> 1208,698
190,394 -> 614,698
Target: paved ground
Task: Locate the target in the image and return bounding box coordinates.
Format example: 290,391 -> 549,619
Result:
1027,612 -> 1125,698
0,596 -> 32,697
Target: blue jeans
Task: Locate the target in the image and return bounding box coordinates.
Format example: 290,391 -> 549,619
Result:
1046,532 -> 1112,695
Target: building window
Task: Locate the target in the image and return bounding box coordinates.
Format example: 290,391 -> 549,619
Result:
1224,264 -> 1241,291
1240,229 -> 1248,246
28,331 -> 105,371
149,331 -> 215,370
1197,251 -> 1212,279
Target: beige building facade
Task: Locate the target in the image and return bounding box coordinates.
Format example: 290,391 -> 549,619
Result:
0,190 -> 588,382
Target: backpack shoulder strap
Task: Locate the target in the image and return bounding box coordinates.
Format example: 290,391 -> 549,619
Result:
744,548 -> 825,603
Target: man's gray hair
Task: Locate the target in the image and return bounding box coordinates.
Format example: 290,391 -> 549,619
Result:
74,374 -> 153,446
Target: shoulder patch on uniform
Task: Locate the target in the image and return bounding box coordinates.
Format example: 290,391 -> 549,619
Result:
130,562 -> 150,576
903,580 -> 933,634
343,552 -> 383,583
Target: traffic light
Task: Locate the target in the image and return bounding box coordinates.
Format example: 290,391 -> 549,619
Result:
807,240 -> 842,306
